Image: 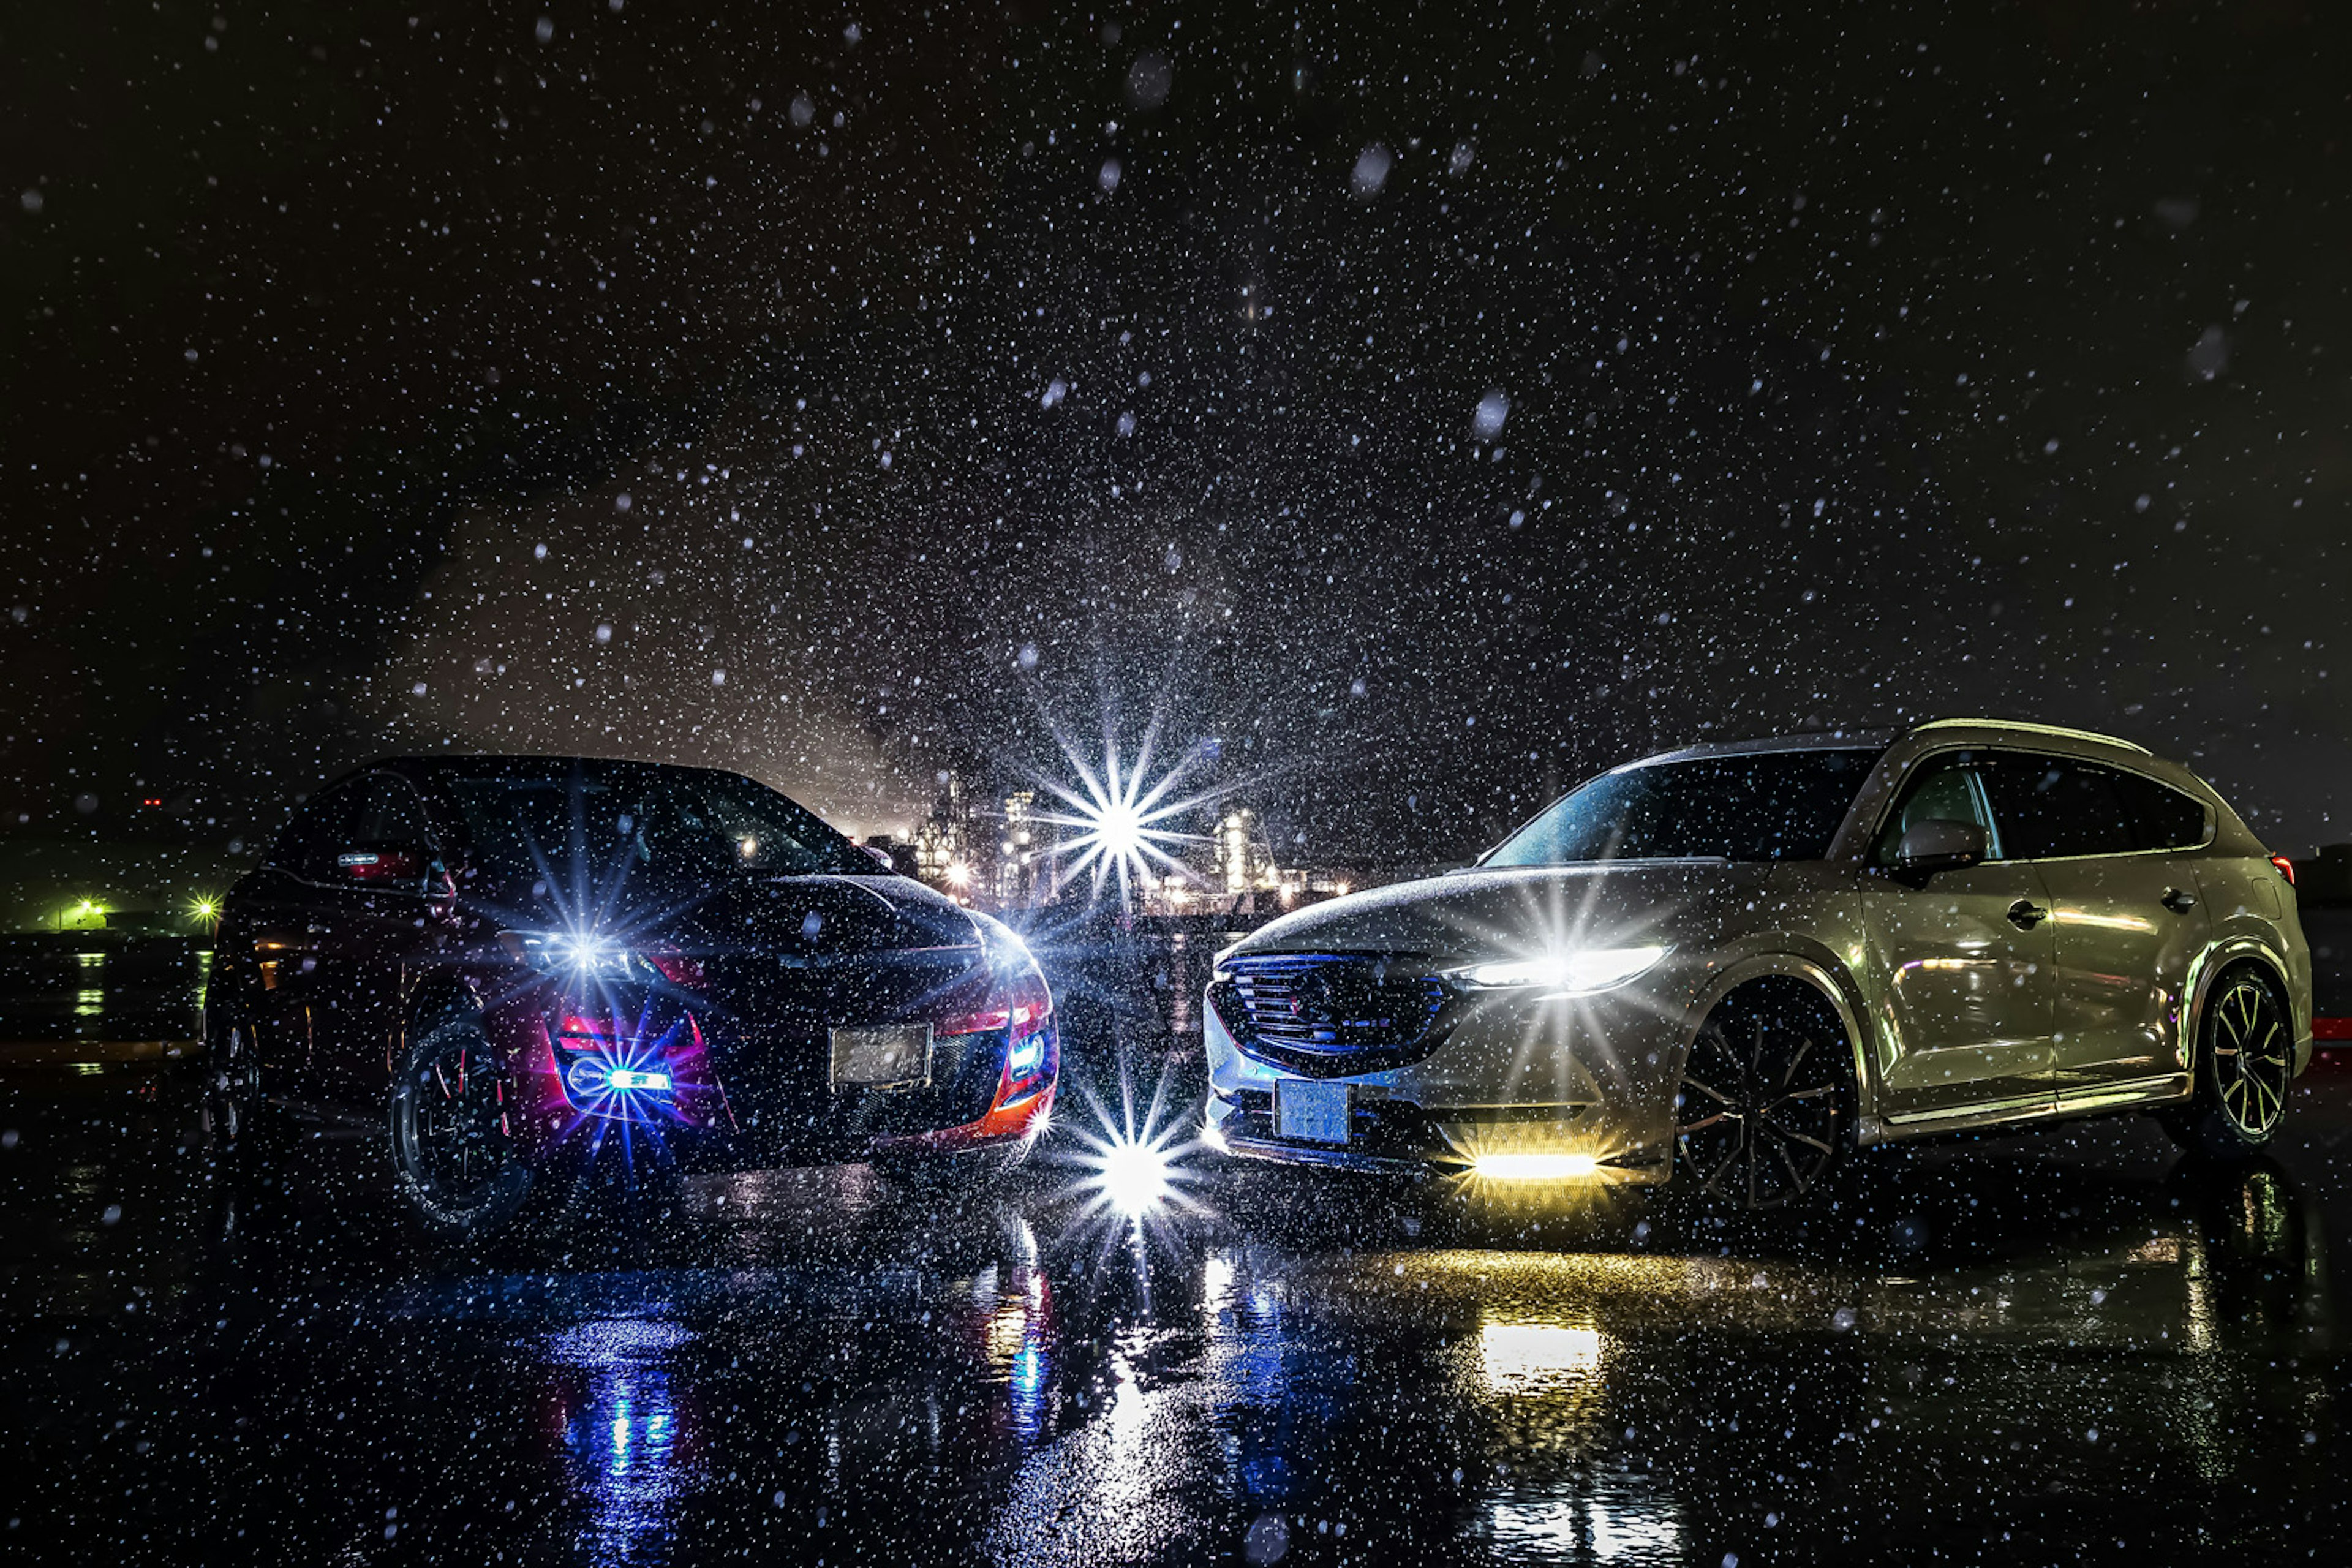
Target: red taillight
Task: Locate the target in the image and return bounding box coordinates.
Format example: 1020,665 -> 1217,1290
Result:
937,972 -> 1053,1039
2271,855 -> 2297,887
647,951 -> 706,988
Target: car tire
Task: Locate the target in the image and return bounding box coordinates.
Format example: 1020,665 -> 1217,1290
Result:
1673,979 -> 1858,1212
388,1004 -> 540,1238
2162,965 -> 2294,1162
199,1003 -> 269,1154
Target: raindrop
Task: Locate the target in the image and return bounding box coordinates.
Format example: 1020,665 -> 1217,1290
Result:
1099,157 -> 1122,194
1472,390 -> 1510,439
1126,52 -> 1172,110
2187,325 -> 2228,381
1351,143 -> 1392,197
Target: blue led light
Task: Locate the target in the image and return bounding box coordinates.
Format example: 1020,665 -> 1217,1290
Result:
1008,1033 -> 1044,1075
565,1058 -> 672,1098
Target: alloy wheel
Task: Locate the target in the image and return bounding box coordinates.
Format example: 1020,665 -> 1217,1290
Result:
1676,1006 -> 1847,1210
2211,975 -> 2290,1140
394,1025 -> 520,1213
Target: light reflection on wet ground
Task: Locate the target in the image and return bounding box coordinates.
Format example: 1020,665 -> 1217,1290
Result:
4,1059 -> 2351,1564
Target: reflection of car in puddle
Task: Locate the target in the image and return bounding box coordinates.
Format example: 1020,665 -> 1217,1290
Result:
1174,1156 -> 2329,1564
459,1192 -> 1082,1564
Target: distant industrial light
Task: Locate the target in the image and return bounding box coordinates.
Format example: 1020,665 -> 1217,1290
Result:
944,861 -> 973,889
1472,1152 -> 1600,1181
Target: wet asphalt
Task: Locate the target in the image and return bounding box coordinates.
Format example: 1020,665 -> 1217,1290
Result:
4,1047 -> 2350,1567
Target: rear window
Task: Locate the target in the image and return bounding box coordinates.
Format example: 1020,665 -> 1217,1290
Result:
1484,748 -> 1880,865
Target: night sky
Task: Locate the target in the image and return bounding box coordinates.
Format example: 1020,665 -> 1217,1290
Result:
5,1 -> 2348,867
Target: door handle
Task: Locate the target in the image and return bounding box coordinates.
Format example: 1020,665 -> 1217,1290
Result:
2161,887 -> 2198,913
2005,899 -> 2049,930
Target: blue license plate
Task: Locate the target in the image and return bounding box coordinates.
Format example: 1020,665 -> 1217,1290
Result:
1275,1080 -> 1351,1144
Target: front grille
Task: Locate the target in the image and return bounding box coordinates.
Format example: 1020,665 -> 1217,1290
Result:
1209,954 -> 1452,1077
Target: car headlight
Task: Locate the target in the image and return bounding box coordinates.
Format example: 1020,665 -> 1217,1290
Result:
1455,945 -> 1668,995
500,929 -> 650,979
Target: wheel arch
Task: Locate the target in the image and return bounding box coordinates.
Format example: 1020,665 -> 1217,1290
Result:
1686,949 -> 1875,1117
2182,936 -> 2303,1074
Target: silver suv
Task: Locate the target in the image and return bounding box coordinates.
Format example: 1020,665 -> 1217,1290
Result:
1204,719 -> 2312,1208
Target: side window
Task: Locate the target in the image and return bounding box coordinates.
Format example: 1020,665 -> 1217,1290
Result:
348,774 -> 435,851
268,782 -> 364,883
1874,755 -> 1997,864
2109,770 -> 2211,850
1976,755 -> 2137,860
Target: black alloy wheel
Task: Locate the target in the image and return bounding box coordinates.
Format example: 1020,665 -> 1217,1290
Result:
390,1010 -> 535,1235
2165,967 -> 2294,1161
1675,985 -> 1855,1211
200,1011 -> 265,1150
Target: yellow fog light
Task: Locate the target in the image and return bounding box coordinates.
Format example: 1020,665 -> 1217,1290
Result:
1472,1152 -> 1600,1181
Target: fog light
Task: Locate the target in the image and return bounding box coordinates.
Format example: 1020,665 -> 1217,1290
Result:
607,1068 -> 671,1092
1473,1152 -> 1600,1180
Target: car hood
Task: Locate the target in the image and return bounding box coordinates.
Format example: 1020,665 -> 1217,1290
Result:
677,874 -> 985,958
1226,862 -> 1774,965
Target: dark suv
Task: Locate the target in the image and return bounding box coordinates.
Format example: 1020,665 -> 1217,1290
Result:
206,756 -> 1057,1234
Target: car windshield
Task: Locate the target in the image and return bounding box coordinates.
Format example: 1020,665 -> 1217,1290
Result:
1483,747 -> 1882,865
445,764 -> 870,903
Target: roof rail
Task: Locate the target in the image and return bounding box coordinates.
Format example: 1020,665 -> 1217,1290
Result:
1907,717 -> 2150,755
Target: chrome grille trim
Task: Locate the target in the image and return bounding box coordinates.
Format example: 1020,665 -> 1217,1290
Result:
1211,954 -> 1452,1075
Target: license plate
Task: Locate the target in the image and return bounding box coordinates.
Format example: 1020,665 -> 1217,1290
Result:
1276,1080 -> 1351,1144
829,1024 -> 932,1090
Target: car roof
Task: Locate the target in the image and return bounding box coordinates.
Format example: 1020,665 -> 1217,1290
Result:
1623,715 -> 2157,771
1619,728 -> 1903,767
353,754 -> 756,788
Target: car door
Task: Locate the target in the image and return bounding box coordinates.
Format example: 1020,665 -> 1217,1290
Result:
307,772 -> 450,1107
1860,750 -> 2059,1123
240,782 -> 366,1099
1979,755 -> 2212,1106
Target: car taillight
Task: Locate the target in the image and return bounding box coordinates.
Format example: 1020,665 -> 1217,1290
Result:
647,952 -> 705,988
936,974 -> 1054,1041
2271,855 -> 2297,887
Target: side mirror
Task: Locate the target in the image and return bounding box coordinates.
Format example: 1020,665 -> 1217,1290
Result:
862,844 -> 897,872
333,843 -> 434,889
1892,818 -> 1988,879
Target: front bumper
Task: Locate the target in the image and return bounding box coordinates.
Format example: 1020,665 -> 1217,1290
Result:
1203,981 -> 1687,1182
